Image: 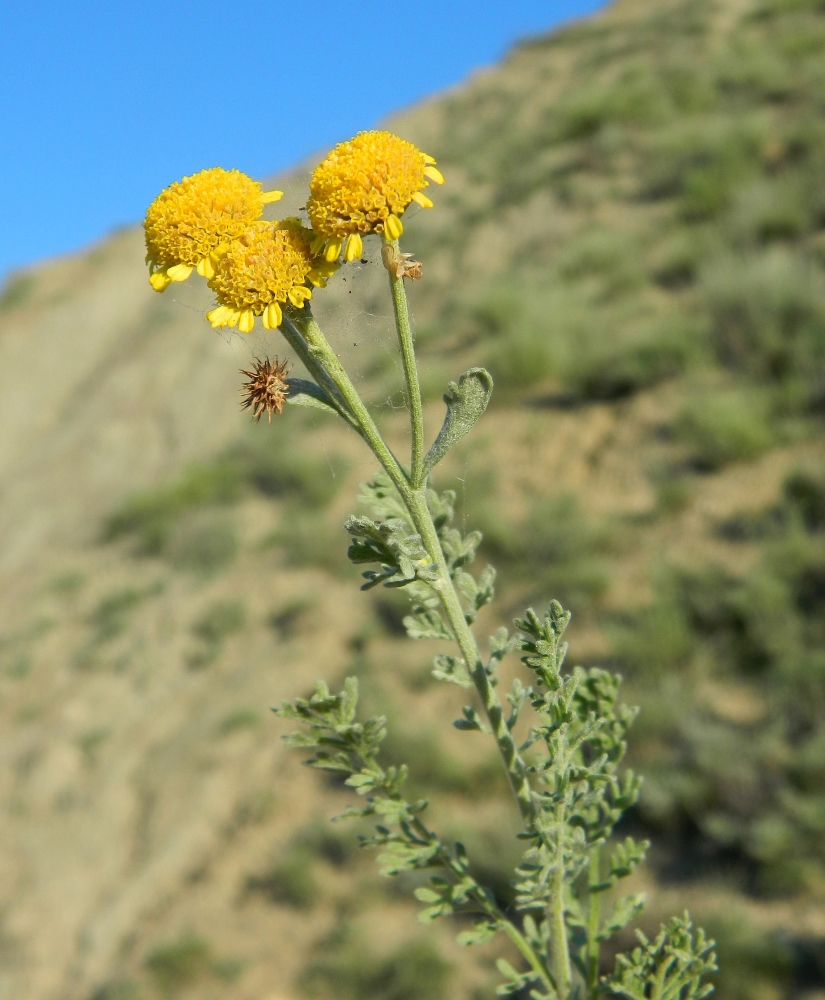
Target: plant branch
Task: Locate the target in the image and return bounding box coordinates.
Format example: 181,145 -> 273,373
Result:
406,489 -> 537,831
279,315 -> 360,431
586,846 -> 602,999
286,307 -> 410,493
384,238 -> 425,488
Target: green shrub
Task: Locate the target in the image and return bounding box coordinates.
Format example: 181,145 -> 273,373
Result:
77,727 -> 110,765
568,316 -> 698,400
188,599 -> 246,668
783,467 -> 825,530
217,709 -> 259,736
102,435 -> 344,569
145,936 -> 213,995
381,723 -> 503,798
299,821 -> 358,868
609,600 -> 695,677
50,571 -> 85,596
102,462 -> 243,554
88,583 -> 162,643
728,178 -> 809,244
166,512 -> 238,575
301,933 -> 450,1000
245,847 -> 317,909
482,493 -> 611,611
0,273 -> 34,313
702,915 -> 794,1000
267,597 -> 314,639
227,435 -> 346,508
89,980 -> 138,1000
676,386 -> 774,469
700,249 -> 825,390
263,507 -> 345,570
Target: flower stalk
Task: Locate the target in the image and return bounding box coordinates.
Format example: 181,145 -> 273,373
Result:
383,237 -> 426,488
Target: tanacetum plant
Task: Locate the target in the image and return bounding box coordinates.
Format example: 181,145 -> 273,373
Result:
145,131 -> 717,1000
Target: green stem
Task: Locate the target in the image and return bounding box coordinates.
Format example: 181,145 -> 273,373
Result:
503,922 -> 557,997
286,308 -> 410,493
586,846 -> 602,999
406,489 -> 537,831
279,316 -> 361,432
384,239 -> 425,488
548,745 -> 572,1000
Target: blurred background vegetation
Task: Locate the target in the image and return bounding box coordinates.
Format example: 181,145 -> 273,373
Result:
2,0 -> 825,998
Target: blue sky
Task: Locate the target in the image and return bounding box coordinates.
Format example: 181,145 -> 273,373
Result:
0,1 -> 607,283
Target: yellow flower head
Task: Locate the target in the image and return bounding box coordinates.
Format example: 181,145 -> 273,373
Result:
306,131 -> 444,262
144,167 -> 282,291
206,219 -> 338,334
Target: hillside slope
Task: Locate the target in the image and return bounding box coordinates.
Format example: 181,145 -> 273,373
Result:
1,0 -> 825,998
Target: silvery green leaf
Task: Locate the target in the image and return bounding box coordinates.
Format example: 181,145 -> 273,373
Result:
599,893 -> 647,939
457,921 -> 499,947
607,915 -> 717,1000
422,368 -> 494,475
404,608 -> 451,640
281,731 -> 319,748
284,377 -> 339,414
432,653 -> 473,688
454,706 -> 492,734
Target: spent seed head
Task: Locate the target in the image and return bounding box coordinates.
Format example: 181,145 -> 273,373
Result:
240,356 -> 291,422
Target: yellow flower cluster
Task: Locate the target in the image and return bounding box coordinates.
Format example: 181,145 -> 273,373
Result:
307,131 -> 443,262
206,220 -> 336,333
144,167 -> 283,291
143,132 -> 443,332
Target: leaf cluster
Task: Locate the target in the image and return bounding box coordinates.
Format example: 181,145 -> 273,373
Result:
274,599 -> 716,1000
345,472 -> 495,642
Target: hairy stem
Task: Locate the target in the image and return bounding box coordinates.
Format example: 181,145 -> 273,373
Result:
503,922 -> 557,997
280,316 -> 361,431
384,239 -> 425,488
548,768 -> 572,1000
406,489 -> 537,830
586,846 -> 602,999
287,308 -> 410,492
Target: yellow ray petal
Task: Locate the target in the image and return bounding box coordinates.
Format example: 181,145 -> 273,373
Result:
149,271 -> 172,292
238,309 -> 255,333
196,256 -> 216,278
324,238 -> 343,262
423,166 -> 445,185
411,191 -> 434,209
310,234 -> 326,256
262,302 -> 283,330
385,215 -> 404,240
206,305 -> 230,327
261,190 -> 284,204
422,154 -> 437,165
167,263 -> 194,282
344,233 -> 363,262
288,286 -> 312,308
226,309 -> 241,329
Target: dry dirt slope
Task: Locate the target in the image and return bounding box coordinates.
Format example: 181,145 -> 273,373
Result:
2,0 -> 825,997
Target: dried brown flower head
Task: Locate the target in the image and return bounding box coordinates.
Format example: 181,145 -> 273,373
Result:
240,356 -> 291,422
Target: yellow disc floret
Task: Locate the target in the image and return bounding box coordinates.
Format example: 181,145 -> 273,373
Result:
307,131 -> 444,261
206,220 -> 338,334
144,167 -> 283,292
